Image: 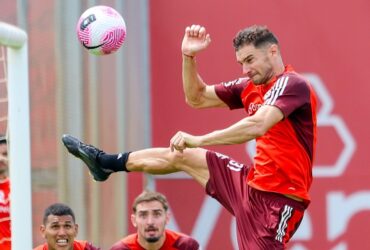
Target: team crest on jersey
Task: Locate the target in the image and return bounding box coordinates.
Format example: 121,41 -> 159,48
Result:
248,103 -> 262,115
242,91 -> 263,116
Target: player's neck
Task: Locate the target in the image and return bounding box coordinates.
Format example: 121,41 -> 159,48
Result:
274,61 -> 285,76
138,235 -> 166,250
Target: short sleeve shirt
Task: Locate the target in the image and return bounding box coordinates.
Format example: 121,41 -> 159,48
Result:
214,65 -> 317,204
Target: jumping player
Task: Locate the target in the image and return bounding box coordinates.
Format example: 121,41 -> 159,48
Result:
62,24 -> 317,249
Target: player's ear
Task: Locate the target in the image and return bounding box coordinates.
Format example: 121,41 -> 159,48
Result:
131,214 -> 137,227
269,44 -> 279,57
165,211 -> 170,225
40,225 -> 46,239
75,223 -> 79,235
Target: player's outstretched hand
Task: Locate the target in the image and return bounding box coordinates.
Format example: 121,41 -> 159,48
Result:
181,24 -> 211,57
170,131 -> 201,152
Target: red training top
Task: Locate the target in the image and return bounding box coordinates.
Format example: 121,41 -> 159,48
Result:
0,178 -> 10,250
110,229 -> 200,250
215,65 -> 317,204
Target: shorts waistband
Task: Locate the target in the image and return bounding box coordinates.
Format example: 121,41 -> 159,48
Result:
250,187 -> 307,210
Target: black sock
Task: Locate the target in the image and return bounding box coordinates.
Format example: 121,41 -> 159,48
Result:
97,152 -> 131,172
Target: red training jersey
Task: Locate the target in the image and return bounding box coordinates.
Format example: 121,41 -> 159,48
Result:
110,229 -> 200,250
215,65 -> 317,204
0,178 -> 11,250
33,240 -> 100,250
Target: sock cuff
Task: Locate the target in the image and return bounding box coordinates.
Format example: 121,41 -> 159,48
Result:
120,151 -> 131,172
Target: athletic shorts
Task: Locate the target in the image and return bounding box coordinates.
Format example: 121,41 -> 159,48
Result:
205,151 -> 305,250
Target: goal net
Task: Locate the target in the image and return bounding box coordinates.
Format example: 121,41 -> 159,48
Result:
0,22 -> 31,249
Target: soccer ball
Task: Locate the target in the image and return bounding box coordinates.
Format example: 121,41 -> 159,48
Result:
76,5 -> 126,55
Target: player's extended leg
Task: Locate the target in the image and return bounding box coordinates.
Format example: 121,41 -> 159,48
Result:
62,134 -> 209,186
127,147 -> 209,187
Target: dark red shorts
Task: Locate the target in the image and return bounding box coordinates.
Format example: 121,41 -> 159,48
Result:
205,151 -> 305,250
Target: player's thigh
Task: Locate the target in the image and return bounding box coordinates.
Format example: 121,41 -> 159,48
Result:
172,148 -> 209,187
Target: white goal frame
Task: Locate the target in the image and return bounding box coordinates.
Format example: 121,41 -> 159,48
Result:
0,22 -> 31,249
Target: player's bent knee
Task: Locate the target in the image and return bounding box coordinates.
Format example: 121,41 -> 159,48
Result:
169,148 -> 208,171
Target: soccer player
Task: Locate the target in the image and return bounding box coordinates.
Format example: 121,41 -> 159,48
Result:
0,135 -> 10,250
33,203 -> 100,250
110,190 -> 200,250
62,24 -> 317,249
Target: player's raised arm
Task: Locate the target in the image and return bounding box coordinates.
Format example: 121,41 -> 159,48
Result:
182,25 -> 227,109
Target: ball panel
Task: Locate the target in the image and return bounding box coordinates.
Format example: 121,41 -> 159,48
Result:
101,28 -> 126,55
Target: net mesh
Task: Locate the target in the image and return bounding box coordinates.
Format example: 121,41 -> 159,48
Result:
0,46 -> 8,138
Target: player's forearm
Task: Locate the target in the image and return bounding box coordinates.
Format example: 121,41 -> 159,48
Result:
198,105 -> 284,146
199,117 -> 264,146
182,55 -> 207,107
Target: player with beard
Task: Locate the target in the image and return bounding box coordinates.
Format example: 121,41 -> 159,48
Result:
110,191 -> 199,250
0,135 -> 10,250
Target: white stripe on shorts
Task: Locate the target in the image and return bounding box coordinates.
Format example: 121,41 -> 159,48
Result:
275,204 -> 293,242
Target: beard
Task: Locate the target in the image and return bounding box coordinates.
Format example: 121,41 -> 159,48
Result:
251,56 -> 275,85
0,168 -> 7,175
253,66 -> 274,84
146,236 -> 161,243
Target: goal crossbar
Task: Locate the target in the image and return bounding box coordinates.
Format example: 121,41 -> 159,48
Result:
0,22 -> 27,48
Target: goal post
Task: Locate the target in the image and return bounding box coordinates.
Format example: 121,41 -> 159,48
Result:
0,22 -> 32,249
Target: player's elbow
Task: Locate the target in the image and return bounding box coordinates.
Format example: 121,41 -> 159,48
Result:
185,97 -> 204,109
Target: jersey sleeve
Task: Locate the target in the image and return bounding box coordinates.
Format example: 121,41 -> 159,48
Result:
173,235 -> 200,250
214,78 -> 248,109
264,74 -> 310,117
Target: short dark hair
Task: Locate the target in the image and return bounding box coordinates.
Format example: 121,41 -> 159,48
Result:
132,190 -> 169,213
233,25 -> 279,51
43,203 -> 76,224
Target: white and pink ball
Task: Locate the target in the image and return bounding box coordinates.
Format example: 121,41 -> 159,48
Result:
76,5 -> 126,55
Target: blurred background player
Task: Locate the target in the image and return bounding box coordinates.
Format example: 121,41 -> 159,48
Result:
110,190 -> 200,250
0,134 -> 10,250
33,203 -> 100,250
